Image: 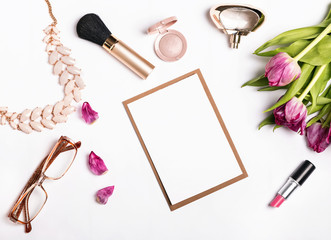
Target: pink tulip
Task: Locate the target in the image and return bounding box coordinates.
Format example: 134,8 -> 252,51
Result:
82,102 -> 99,124
306,123 -> 330,153
274,97 -> 307,134
265,52 -> 301,86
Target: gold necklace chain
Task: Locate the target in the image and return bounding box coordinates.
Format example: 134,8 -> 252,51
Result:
44,0 -> 57,25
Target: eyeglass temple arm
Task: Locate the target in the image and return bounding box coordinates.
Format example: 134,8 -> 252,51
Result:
10,141 -> 81,230
24,192 -> 32,232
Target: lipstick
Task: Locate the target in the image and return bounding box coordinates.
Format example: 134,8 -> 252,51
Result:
270,160 -> 315,208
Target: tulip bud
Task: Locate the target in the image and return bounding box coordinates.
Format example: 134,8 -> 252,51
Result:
306,123 -> 330,153
273,97 -> 307,134
265,52 -> 301,86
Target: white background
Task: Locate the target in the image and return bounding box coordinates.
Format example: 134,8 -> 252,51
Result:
0,0 -> 330,239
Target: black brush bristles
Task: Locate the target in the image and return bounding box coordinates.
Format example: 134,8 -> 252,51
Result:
76,13 -> 111,46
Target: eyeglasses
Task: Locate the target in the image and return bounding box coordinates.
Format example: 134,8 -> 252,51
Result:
9,136 -> 81,233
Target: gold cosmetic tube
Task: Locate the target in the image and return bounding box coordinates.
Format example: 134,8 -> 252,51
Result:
103,35 -> 155,79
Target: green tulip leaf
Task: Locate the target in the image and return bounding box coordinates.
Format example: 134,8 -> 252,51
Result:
258,114 -> 275,129
310,84 -> 331,115
309,85 -> 331,115
307,103 -> 331,127
264,64 -> 315,112
319,8 -> 331,27
255,39 -> 311,57
300,36 -> 331,65
323,108 -> 331,127
254,27 -> 325,54
258,86 -> 289,91
307,117 -> 320,128
307,104 -> 323,115
241,75 -> 268,87
319,18 -> 331,27
323,8 -> 331,20
255,8 -> 331,54
256,36 -> 331,65
310,64 -> 331,109
303,95 -> 311,102
319,84 -> 331,98
317,97 -> 331,105
309,83 -> 331,114
325,84 -> 331,98
273,125 -> 282,131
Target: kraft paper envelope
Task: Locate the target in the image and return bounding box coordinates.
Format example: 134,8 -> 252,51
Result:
123,69 -> 247,210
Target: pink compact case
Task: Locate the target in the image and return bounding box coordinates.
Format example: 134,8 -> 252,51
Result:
147,16 -> 187,62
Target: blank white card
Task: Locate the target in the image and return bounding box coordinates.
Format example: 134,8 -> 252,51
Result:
125,70 -> 246,207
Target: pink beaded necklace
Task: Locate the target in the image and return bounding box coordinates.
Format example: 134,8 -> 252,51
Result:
0,0 -> 85,134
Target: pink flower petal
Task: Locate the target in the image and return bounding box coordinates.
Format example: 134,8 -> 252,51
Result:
82,102 -> 99,124
306,123 -> 330,153
265,52 -> 301,87
274,97 -> 307,134
89,151 -> 108,175
96,186 -> 114,204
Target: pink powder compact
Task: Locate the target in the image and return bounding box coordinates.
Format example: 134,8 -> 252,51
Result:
148,16 -> 187,62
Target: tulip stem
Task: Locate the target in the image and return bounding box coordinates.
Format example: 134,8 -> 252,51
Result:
298,65 -> 327,102
294,23 -> 331,61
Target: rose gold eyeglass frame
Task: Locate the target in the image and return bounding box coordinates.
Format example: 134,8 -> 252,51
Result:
8,136 -> 81,233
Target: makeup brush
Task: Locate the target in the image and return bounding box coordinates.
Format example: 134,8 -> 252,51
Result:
77,13 -> 154,79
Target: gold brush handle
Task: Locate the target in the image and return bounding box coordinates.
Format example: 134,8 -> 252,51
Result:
103,35 -> 154,79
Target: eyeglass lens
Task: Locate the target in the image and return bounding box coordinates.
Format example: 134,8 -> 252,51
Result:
43,140 -> 77,179
14,184 -> 47,223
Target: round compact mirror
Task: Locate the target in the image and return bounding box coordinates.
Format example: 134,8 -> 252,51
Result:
148,17 -> 187,62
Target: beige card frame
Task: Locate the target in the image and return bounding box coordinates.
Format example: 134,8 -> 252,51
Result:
123,69 -> 248,210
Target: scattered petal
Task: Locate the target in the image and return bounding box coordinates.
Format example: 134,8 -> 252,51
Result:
82,102 -> 99,124
89,151 -> 108,175
96,186 -> 114,205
